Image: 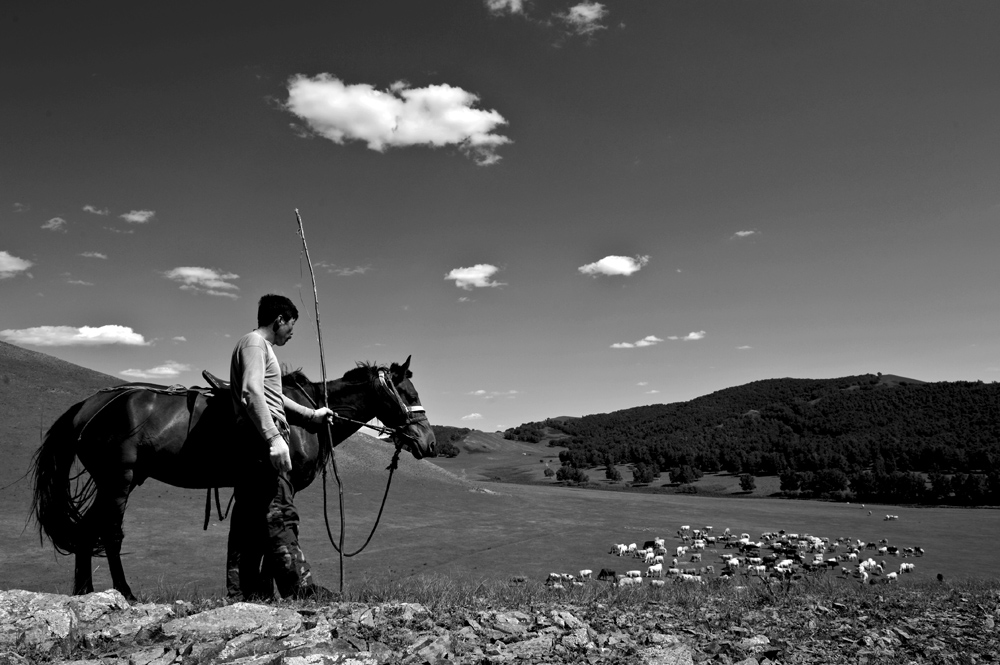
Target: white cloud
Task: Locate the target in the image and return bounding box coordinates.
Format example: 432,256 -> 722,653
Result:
67,279 -> 93,286
557,2 -> 608,36
286,74 -> 510,166
731,230 -> 760,240
683,331 -> 706,341
120,210 -> 155,223
637,381 -> 648,386
164,266 -> 239,298
12,203 -> 30,212
80,252 -> 107,259
0,325 -> 148,347
578,254 -> 649,277
485,0 -> 525,15
445,264 -> 505,290
41,217 -> 68,232
460,413 -> 483,421
82,205 -> 109,215
0,251 -> 33,279
316,261 -> 371,277
173,336 -> 187,342
646,389 -> 660,394
737,345 -> 752,350
611,335 -> 663,349
120,360 -> 191,381
470,389 -> 519,400
104,226 -> 134,234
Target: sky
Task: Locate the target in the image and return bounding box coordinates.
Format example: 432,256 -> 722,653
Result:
2,1 -> 1000,431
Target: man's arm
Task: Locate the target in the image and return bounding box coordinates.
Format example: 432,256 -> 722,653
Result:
283,397 -> 335,427
237,345 -> 281,442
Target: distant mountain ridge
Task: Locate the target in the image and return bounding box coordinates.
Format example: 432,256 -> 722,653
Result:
0,341 -> 123,457
504,373 -> 1000,504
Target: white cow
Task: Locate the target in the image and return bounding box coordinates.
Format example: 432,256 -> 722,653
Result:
646,563 -> 663,577
579,569 -> 593,580
610,543 -> 628,556
626,569 -> 642,579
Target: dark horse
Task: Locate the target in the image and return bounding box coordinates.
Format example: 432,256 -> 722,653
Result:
31,356 -> 435,599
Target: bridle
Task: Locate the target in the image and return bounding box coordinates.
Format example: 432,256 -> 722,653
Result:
287,367 -> 430,558
374,369 -> 427,448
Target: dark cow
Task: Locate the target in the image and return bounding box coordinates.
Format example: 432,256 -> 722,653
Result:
597,568 -> 617,582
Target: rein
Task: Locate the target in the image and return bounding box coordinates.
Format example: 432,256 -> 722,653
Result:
288,371 -> 423,557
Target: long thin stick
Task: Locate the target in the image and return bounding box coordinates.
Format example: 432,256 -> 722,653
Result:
295,208 -> 346,593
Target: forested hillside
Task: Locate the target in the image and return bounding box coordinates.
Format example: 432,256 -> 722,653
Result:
505,374 -> 1000,505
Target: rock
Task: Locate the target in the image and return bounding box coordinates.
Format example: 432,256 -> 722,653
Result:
738,635 -> 770,653
0,590 -> 79,654
125,645 -> 167,665
550,610 -> 586,630
406,634 -> 453,663
506,635 -> 553,658
283,655 -> 379,665
392,603 -> 429,623
68,590 -> 132,624
640,644 -> 695,665
161,602 -> 303,641
349,607 -> 380,630
81,602 -> 175,645
561,627 -> 595,651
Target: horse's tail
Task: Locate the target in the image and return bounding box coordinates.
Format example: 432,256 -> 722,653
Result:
30,401 -> 98,556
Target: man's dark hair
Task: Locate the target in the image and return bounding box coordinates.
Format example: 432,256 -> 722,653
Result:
257,294 -> 299,327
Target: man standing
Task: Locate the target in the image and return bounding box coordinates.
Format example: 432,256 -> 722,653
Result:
227,294 -> 334,600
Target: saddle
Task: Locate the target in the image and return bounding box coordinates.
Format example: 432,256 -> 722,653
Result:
202,370 -> 230,391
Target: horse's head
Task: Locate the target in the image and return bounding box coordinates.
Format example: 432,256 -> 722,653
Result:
374,356 -> 436,460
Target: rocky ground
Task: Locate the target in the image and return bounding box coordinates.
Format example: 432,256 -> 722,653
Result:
0,582 -> 997,665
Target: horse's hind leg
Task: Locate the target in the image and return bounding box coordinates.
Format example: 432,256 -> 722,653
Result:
74,546 -> 95,595
96,469 -> 137,601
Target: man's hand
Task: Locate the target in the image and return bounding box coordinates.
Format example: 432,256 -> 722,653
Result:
311,407 -> 336,426
268,434 -> 292,473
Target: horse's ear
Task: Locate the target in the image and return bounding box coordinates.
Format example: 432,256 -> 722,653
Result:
393,355 -> 412,379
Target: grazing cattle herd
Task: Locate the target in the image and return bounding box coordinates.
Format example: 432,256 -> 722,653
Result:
544,521 -> 925,589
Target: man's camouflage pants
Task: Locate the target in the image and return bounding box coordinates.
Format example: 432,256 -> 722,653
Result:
226,424 -> 313,600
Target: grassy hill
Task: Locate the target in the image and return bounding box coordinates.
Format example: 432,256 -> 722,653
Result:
0,340 -> 124,488
505,373 -> 1000,505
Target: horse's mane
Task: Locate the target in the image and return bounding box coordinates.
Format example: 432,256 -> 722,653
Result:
281,361 -> 410,387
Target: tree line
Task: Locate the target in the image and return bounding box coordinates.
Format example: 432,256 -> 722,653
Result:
503,374 -> 1000,504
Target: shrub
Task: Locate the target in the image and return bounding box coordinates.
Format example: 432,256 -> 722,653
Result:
543,467 -> 555,478
739,474 -> 756,492
436,441 -> 460,458
556,465 -> 589,484
632,463 -> 656,484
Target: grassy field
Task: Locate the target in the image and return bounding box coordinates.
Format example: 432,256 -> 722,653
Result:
2,343 -> 997,599
3,431 -> 998,599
